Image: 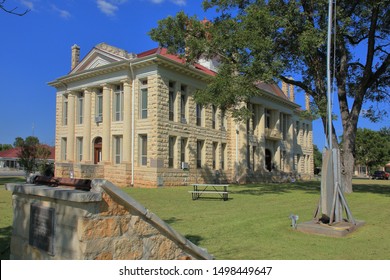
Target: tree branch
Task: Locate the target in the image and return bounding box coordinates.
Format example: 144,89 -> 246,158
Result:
279,75 -> 315,97
1,1 -> 30,16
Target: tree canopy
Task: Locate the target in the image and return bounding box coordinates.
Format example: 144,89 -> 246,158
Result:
149,0 -> 390,192
16,136 -> 52,176
355,127 -> 390,173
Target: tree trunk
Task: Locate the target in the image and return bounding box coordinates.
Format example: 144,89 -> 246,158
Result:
341,146 -> 354,193
340,111 -> 359,193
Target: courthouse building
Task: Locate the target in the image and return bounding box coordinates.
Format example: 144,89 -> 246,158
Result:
48,43 -> 313,187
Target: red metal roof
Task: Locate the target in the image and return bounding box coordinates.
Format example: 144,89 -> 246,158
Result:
255,81 -> 291,102
137,47 -> 298,104
0,146 -> 55,160
137,47 -> 217,77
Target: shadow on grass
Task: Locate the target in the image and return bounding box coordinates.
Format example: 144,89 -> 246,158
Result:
184,234 -> 203,246
230,181 -> 321,196
230,180 -> 390,197
0,226 -> 12,260
0,177 -> 25,185
353,183 -> 390,196
164,217 -> 183,225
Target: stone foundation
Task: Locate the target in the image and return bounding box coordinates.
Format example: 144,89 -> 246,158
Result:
5,179 -> 213,260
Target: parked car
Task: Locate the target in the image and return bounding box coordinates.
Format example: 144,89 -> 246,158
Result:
371,170 -> 390,180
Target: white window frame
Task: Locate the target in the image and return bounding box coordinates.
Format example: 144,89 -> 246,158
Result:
113,84 -> 124,122
169,81 -> 175,121
113,135 -> 123,164
76,137 -> 83,162
169,136 -> 176,168
181,137 -> 187,163
77,92 -> 84,125
196,140 -> 204,169
180,85 -> 187,123
196,103 -> 203,127
96,89 -> 103,119
140,134 -> 148,166
63,95 -> 68,126
140,79 -> 148,119
61,137 -> 67,160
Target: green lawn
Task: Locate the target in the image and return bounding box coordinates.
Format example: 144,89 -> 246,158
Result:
1,177 -> 389,259
0,177 -> 24,260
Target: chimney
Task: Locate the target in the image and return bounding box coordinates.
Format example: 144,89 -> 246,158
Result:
305,92 -> 310,111
281,81 -> 288,98
71,44 -> 80,70
289,84 -> 295,102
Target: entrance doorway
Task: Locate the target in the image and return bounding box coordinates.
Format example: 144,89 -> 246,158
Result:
265,149 -> 272,171
94,137 -> 102,164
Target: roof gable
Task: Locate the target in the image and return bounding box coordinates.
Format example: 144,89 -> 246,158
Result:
70,43 -> 135,74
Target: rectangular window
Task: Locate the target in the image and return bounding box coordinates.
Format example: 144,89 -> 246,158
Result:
281,113 -> 289,140
169,136 -> 176,168
212,105 -> 217,129
169,81 -> 175,121
140,135 -> 147,166
196,104 -> 202,126
221,143 -> 226,170
140,80 -> 148,119
114,135 -> 123,164
96,89 -> 103,120
77,92 -> 84,124
265,109 -> 271,129
212,142 -> 218,169
114,84 -> 124,122
181,137 -> 187,163
196,140 -> 204,168
61,137 -> 67,160
221,109 -> 226,130
76,137 -> 83,162
63,95 -> 68,126
180,85 -> 187,123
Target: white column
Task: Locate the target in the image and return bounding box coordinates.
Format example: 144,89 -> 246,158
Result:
123,80 -> 131,162
83,88 -> 92,163
67,92 -> 75,162
102,84 -> 112,163
258,105 -> 265,169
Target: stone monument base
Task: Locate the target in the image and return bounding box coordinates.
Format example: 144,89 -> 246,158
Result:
296,220 -> 365,237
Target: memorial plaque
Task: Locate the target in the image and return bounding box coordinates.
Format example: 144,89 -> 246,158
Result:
29,204 -> 55,255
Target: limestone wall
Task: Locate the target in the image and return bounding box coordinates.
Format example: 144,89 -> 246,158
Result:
5,179 -> 213,260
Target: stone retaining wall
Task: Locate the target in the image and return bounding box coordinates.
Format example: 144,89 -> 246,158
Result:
5,179 -> 213,260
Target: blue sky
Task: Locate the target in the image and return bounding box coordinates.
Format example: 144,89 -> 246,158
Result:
0,0 -> 387,150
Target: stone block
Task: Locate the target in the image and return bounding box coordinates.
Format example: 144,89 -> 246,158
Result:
78,217 -> 122,240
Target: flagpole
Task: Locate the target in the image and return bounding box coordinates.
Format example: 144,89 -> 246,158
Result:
327,0 -> 333,150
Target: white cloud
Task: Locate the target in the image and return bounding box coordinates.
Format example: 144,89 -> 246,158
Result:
149,0 -> 186,5
51,5 -> 71,19
96,0 -> 119,16
20,0 -> 34,11
170,0 -> 186,6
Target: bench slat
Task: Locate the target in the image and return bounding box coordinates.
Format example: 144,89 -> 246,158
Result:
189,191 -> 228,194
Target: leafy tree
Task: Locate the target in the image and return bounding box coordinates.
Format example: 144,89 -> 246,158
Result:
149,0 -> 390,192
313,145 -> 322,175
0,0 -> 29,16
16,136 -> 51,176
0,144 -> 13,151
355,128 -> 390,174
13,137 -> 24,147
